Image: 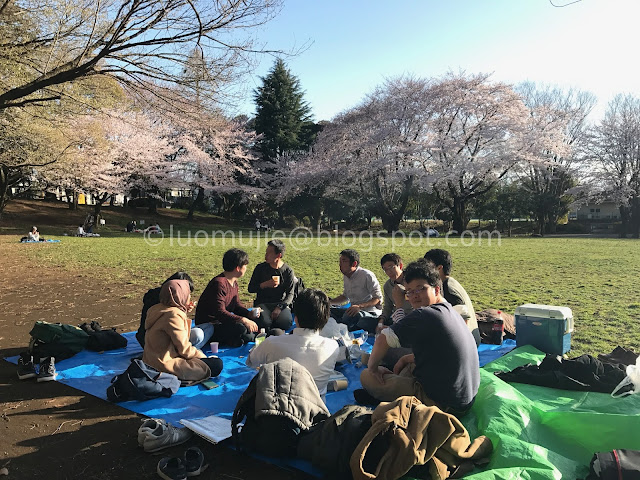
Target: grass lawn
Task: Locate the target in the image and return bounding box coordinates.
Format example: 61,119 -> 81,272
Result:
9,227 -> 640,357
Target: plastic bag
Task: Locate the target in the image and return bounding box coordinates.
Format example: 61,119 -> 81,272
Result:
611,356 -> 640,397
320,317 -> 349,340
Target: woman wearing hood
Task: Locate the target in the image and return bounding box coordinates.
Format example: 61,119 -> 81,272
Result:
143,279 -> 223,383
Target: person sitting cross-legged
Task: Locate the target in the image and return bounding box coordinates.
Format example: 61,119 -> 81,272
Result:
329,249 -> 382,333
143,280 -> 222,383
358,259 -> 479,415
194,248 -> 261,348
424,248 -> 480,346
247,239 -> 295,333
246,288 -> 340,399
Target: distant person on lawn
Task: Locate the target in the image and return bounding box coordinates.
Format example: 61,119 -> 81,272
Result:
424,249 -> 480,346
143,279 -> 222,383
329,249 -> 382,333
194,248 -> 261,348
27,226 -> 43,241
135,271 -> 196,348
358,259 -> 479,414
246,288 -> 340,398
126,220 -> 136,232
247,239 -> 295,333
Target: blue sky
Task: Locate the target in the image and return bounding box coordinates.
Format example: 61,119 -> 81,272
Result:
236,0 -> 640,122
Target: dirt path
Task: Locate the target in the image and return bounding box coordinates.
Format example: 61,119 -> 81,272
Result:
0,244 -> 310,480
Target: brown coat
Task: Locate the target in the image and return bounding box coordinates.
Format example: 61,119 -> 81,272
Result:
350,396 -> 492,480
143,304 -> 210,382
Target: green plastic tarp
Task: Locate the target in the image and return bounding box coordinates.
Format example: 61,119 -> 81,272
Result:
409,346 -> 640,479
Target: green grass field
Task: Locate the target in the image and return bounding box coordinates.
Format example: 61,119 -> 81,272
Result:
11,229 -> 640,358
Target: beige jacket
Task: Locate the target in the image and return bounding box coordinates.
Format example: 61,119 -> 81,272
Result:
350,396 -> 492,480
143,304 -> 210,382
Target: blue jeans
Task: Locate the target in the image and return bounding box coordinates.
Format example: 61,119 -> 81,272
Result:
191,322 -> 215,350
330,308 -> 380,333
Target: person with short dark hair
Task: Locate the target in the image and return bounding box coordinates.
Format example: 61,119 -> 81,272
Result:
329,249 -> 382,333
359,259 -> 479,414
424,249 -> 480,346
246,288 -> 340,397
136,271 -> 195,348
247,239 -> 295,332
195,248 -> 261,348
377,253 -> 413,332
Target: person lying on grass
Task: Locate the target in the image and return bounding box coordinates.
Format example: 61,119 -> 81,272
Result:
358,259 -> 479,415
246,288 -> 340,399
143,279 -> 222,383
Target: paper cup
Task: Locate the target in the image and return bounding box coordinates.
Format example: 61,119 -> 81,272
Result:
210,342 -> 219,354
328,379 -> 348,391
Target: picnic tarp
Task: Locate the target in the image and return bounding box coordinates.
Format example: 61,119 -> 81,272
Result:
12,334 -> 640,478
460,346 -> 640,479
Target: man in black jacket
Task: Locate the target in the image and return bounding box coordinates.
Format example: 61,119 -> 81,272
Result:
247,240 -> 296,332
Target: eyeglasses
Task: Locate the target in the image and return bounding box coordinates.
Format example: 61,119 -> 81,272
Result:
405,285 -> 431,297
381,264 -> 398,273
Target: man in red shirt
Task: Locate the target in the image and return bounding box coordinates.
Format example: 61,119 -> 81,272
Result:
194,248 -> 261,348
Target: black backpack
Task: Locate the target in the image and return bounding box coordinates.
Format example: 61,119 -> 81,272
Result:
231,373 -> 302,457
291,276 -> 305,310
107,358 -> 181,402
29,321 -> 90,361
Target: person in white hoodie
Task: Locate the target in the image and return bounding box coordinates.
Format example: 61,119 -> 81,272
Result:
246,288 -> 340,398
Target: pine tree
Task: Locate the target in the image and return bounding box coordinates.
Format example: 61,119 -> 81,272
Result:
253,59 -> 313,160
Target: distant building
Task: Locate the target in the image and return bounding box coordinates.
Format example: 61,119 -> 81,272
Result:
574,201 -> 620,220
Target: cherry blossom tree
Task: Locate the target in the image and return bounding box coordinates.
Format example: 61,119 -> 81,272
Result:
287,76 -> 434,232
424,72 -> 569,233
589,94 -> 640,237
516,83 -> 595,234
165,110 -> 260,219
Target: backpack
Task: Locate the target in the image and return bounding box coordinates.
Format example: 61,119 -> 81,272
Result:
29,321 -> 89,361
231,373 -> 301,457
291,276 -> 305,310
107,358 -> 180,402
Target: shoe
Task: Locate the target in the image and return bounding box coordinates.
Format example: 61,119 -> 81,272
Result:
353,388 -> 380,407
90,321 -> 103,331
157,457 -> 187,480
37,357 -> 57,382
143,423 -> 193,453
17,352 -> 37,380
137,418 -> 167,447
183,446 -> 208,477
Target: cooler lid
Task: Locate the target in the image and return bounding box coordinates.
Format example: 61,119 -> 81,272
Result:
514,303 -> 573,320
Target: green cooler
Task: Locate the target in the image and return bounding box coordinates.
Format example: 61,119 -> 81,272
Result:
515,304 -> 573,355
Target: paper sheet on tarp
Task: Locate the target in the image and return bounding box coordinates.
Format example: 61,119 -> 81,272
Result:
180,415 -> 232,444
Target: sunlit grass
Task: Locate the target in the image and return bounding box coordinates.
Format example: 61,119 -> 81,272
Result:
8,233 -> 640,357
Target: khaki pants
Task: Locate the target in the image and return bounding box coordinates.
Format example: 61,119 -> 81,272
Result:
360,363 -> 438,407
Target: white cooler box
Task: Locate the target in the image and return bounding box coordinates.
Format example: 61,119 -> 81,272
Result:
515,304 -> 573,355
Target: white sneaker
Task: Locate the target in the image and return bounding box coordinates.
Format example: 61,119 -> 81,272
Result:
143,423 -> 193,453
138,418 -> 167,447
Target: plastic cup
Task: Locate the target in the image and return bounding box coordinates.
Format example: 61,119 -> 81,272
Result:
210,342 -> 219,354
272,275 -> 280,287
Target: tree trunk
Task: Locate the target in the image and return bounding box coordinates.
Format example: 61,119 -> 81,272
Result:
109,195 -> 115,207
0,164 -> 10,220
187,187 -> 204,220
380,212 -> 403,233
451,198 -> 469,234
631,197 -> 640,239
147,197 -> 158,214
619,205 -> 630,237
123,196 -> 128,208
